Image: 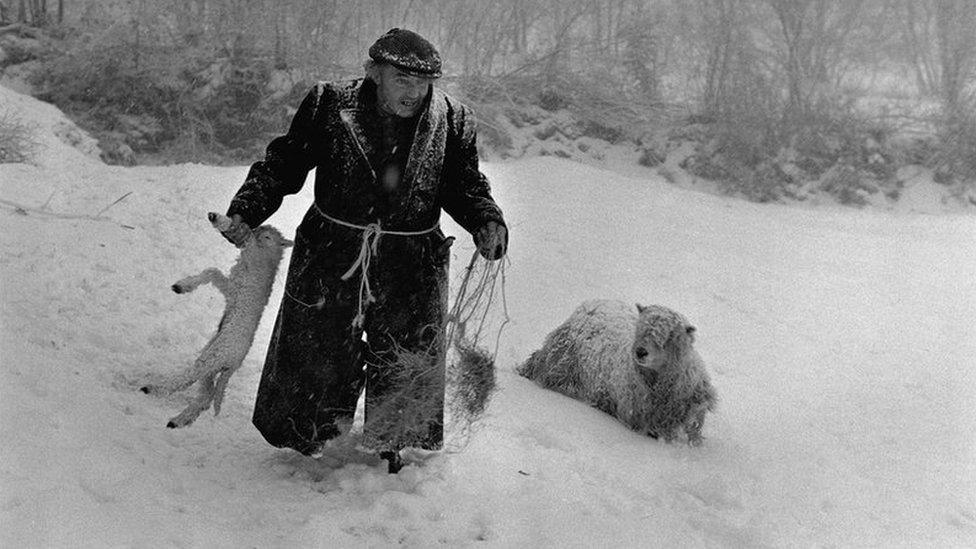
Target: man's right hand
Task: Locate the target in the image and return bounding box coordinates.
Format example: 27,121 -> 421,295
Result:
474,221 -> 508,261
220,214 -> 252,247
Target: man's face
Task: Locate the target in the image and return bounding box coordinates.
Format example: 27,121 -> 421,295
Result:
374,64 -> 433,118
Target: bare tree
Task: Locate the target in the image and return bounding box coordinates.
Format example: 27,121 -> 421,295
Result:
935,0 -> 976,116
902,1 -> 939,95
699,0 -> 739,117
765,0 -> 866,123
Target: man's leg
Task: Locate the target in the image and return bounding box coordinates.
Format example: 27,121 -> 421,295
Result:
362,235 -> 450,457
252,279 -> 366,456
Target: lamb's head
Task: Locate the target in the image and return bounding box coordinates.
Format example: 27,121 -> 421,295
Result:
631,304 -> 696,387
242,225 -> 294,265
208,212 -> 294,257
251,225 -> 294,250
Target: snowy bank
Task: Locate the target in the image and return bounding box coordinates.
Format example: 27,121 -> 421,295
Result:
1,83 -> 975,548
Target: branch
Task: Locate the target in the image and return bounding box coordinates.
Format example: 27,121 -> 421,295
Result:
0,23 -> 42,38
94,191 -> 132,217
0,196 -> 136,229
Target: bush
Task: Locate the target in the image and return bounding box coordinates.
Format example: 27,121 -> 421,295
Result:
32,39 -> 186,156
468,105 -> 513,157
637,146 -> 665,168
931,107 -> 976,186
678,77 -> 907,205
201,57 -> 293,160
819,164 -> 876,206
538,86 -> 569,112
0,31 -> 47,68
0,110 -> 37,163
30,33 -> 304,165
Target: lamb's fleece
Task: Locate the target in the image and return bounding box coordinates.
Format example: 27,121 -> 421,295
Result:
141,212 -> 292,428
518,299 -> 717,445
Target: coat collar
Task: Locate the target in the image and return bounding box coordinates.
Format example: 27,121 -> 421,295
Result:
339,79 -> 448,186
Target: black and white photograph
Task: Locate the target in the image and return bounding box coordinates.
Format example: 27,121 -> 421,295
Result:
0,1 -> 974,546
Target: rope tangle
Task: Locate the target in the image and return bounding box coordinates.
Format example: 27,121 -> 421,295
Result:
314,203 -> 438,329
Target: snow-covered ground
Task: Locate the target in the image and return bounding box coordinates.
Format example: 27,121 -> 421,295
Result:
1,83 -> 974,548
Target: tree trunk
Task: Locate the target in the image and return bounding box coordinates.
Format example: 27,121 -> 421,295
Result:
701,0 -> 735,116
133,16 -> 140,71
935,0 -> 967,116
28,0 -> 45,26
771,0 -> 813,124
903,1 -> 933,95
274,8 -> 287,69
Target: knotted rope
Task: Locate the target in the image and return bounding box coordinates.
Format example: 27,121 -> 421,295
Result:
314,203 -> 438,328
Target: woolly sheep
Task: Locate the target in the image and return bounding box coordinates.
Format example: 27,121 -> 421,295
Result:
141,212 -> 293,428
517,299 -> 717,445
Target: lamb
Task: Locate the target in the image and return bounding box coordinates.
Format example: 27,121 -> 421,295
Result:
517,300 -> 717,445
141,212 -> 293,428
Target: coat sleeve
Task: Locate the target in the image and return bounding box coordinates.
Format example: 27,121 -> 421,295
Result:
226,84 -> 327,228
440,102 -> 506,236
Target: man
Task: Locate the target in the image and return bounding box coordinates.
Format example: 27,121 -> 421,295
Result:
219,28 -> 507,472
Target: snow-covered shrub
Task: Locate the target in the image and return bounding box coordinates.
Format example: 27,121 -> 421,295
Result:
0,33 -> 45,68
0,109 -> 37,163
932,110 -> 976,188
202,56 -> 294,158
637,137 -> 666,167
31,30 -> 301,164
538,86 -> 569,112
818,164 -> 876,206
518,300 -> 717,445
31,39 -> 184,158
676,93 -> 910,206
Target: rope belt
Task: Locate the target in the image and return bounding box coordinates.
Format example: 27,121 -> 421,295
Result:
313,202 -> 438,329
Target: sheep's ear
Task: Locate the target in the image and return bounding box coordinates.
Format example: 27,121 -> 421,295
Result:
635,303 -> 646,314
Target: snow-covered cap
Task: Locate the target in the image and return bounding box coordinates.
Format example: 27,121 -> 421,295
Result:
368,28 -> 442,79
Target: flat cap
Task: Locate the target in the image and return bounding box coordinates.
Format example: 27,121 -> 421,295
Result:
369,28 -> 442,78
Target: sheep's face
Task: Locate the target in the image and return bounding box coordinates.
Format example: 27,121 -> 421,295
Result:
632,336 -> 668,386
633,303 -> 695,387
252,227 -> 294,250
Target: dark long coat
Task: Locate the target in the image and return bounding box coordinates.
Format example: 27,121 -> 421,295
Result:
226,78 -> 506,455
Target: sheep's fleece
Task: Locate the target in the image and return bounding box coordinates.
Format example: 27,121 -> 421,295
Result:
518,300 -> 717,445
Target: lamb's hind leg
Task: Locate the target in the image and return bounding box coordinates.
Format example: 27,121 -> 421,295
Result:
140,338 -> 220,395
166,371 -> 218,428
211,367 -> 236,416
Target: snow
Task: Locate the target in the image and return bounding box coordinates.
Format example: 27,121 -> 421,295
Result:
2,83 -> 975,548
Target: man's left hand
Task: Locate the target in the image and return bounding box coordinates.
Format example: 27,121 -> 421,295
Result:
475,221 -> 507,261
